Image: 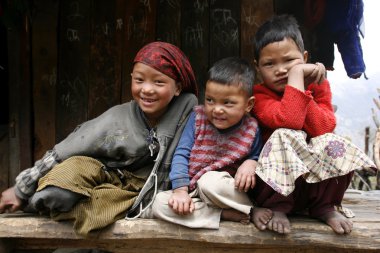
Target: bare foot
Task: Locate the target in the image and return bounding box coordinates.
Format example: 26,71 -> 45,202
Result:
267,211 -> 291,234
250,207 -> 273,230
221,209 -> 250,224
318,211 -> 353,234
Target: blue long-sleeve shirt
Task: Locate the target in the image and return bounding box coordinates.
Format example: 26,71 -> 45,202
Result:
169,112 -> 263,189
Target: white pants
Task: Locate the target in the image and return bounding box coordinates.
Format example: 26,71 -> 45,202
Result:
152,171 -> 253,229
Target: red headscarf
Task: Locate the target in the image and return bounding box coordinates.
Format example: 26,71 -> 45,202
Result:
134,42 -> 198,96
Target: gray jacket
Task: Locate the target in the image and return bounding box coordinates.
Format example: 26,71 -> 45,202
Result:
15,93 -> 197,217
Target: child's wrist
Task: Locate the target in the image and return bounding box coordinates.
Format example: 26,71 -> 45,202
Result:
288,65 -> 306,91
173,186 -> 189,193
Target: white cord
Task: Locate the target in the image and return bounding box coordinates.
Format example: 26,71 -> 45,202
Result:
125,173 -> 158,220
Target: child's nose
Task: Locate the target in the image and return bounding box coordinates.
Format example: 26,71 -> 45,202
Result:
214,105 -> 224,113
275,64 -> 288,74
141,82 -> 154,93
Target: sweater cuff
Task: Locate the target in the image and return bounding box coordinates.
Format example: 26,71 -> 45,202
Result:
305,90 -> 313,97
14,185 -> 30,201
171,178 -> 190,190
286,85 -> 313,99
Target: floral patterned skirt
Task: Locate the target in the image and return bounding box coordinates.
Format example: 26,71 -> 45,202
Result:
256,128 -> 377,196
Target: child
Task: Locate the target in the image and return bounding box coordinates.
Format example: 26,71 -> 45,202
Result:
0,41 -> 198,236
250,15 -> 377,235
152,57 -> 273,230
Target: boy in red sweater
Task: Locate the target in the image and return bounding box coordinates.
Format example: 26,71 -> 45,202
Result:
250,15 -> 376,235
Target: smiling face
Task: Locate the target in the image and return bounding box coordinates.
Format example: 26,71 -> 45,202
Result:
256,37 -> 308,94
131,63 -> 181,124
204,81 -> 254,130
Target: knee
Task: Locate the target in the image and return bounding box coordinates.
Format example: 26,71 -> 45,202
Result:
49,156 -> 107,183
30,186 -> 84,213
197,171 -> 232,195
197,171 -> 218,190
60,156 -> 104,174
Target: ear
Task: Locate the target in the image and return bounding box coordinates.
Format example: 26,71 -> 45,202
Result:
245,96 -> 255,113
303,51 -> 309,63
175,82 -> 182,96
254,60 -> 259,72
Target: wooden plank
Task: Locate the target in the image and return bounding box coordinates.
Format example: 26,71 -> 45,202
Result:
88,0 -> 121,119
6,22 -> 20,188
2,238 -> 377,253
156,0 -> 181,46
0,17 -> 8,126
18,15 -> 33,171
32,0 -> 58,160
274,0 -> 304,17
209,0 -> 240,64
121,0 -> 157,103
0,126 -> 8,192
0,190 -> 379,252
7,13 -> 33,184
0,18 -> 8,190
273,0 -> 316,63
56,0 -> 91,142
181,0 -> 209,101
240,0 -> 273,65
115,0 -> 126,104
241,0 -> 273,84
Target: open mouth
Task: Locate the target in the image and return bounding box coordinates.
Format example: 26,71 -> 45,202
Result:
141,97 -> 157,104
213,117 -> 226,122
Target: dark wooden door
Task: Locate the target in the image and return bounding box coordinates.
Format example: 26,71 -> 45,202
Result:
2,0 -> 273,190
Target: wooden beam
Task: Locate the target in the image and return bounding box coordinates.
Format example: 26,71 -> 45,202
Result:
56,0 -> 91,142
181,0 -> 209,101
0,190 -> 379,253
32,0 -> 58,160
88,0 -> 121,119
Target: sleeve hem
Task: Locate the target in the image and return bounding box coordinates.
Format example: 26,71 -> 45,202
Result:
171,178 -> 190,190
14,186 -> 30,201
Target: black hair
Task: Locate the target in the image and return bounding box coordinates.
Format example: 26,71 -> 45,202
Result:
253,14 -> 304,61
207,57 -> 255,96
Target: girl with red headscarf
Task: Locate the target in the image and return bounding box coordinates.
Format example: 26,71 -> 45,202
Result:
0,42 -> 198,235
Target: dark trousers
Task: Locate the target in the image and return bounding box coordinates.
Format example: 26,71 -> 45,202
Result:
250,172 -> 354,218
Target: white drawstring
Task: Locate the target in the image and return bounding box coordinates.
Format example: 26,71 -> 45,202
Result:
125,139 -> 164,220
125,172 -> 158,220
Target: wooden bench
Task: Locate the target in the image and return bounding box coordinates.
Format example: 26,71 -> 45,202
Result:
0,189 -> 379,253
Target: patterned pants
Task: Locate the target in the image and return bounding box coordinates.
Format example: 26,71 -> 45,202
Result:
256,128 -> 376,196
251,128 -> 376,217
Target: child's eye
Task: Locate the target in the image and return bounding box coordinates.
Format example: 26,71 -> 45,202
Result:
131,73 -> 144,83
154,80 -> 165,86
263,62 -> 273,67
133,77 -> 143,83
224,100 -> 235,106
205,98 -> 214,104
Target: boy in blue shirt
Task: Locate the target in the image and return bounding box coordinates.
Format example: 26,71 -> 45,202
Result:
153,57 -> 272,230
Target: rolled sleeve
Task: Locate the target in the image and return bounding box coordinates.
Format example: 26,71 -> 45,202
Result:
169,112 -> 195,190
247,127 -> 263,161
14,150 -> 60,200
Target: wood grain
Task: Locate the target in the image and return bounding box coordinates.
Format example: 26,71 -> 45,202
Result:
32,0 -> 58,160
0,190 -> 379,253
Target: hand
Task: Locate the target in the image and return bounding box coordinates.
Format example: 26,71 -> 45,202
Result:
0,186 -> 24,213
234,160 -> 257,192
288,62 -> 326,91
304,62 -> 325,87
168,186 -> 194,215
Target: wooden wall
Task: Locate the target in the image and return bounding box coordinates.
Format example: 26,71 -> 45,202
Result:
1,0 -> 274,191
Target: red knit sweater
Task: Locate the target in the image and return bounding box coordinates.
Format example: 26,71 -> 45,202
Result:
252,80 -> 336,142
